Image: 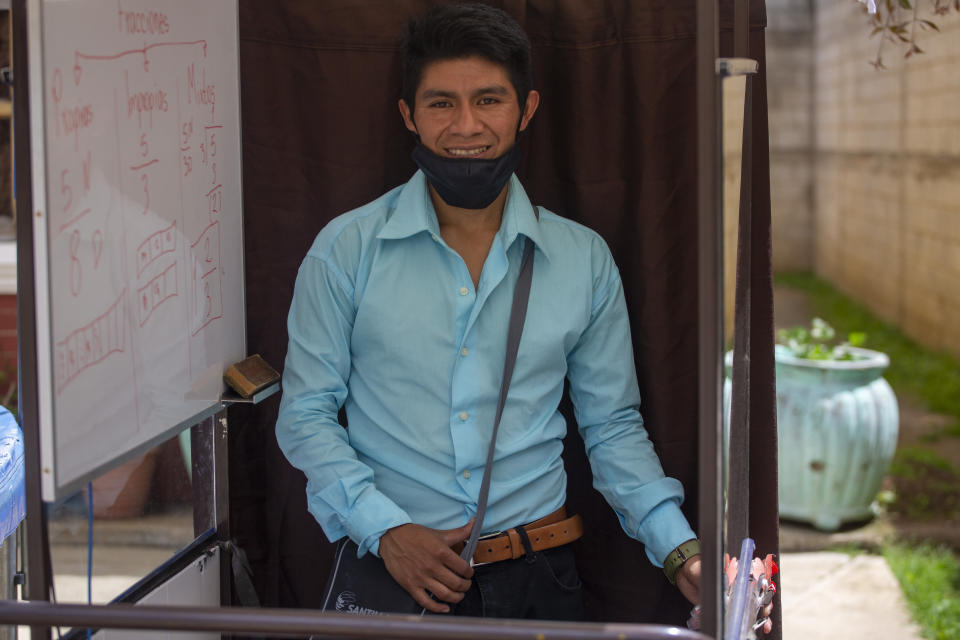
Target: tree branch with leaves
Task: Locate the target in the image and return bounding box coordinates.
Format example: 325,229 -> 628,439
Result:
857,0 -> 960,68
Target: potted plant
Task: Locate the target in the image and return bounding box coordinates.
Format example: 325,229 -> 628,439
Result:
725,319 -> 899,530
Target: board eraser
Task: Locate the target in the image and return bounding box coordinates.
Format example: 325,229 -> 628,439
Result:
223,355 -> 280,398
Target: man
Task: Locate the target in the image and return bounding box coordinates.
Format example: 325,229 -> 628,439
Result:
277,3 -> 701,620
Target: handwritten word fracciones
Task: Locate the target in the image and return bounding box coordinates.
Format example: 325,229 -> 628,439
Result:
117,4 -> 170,36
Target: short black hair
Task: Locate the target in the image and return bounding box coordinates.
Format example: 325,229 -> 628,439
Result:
401,3 -> 532,111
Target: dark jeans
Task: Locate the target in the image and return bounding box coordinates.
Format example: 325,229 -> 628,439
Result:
445,544 -> 585,621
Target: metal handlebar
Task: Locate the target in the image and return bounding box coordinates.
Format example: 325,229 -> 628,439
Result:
0,600 -> 713,640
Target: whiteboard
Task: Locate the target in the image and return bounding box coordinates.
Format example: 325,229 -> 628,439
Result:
27,0 -> 245,500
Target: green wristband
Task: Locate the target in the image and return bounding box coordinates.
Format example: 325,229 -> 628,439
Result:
663,538 -> 701,585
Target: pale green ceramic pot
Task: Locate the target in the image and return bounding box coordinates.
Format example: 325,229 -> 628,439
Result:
725,345 -> 899,531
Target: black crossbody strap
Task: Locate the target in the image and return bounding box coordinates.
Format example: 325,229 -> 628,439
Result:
459,207 -> 538,563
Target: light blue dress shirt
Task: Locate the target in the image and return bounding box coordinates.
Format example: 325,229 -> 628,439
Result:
276,171 -> 696,565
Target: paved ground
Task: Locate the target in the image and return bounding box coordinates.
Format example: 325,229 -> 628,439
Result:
45,508 -> 193,603
780,552 -> 922,640
778,520 -> 925,640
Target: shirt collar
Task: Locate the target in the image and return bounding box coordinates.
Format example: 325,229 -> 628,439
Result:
498,174 -> 549,261
377,171 -> 441,240
377,171 -> 549,261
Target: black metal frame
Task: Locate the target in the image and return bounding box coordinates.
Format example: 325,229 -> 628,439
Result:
11,3 -> 50,640
696,0 -> 722,635
697,1 -> 753,638
57,531 -> 217,640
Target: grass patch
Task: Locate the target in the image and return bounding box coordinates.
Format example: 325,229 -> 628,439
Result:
887,447 -> 960,520
884,543 -> 960,640
774,272 -> 960,433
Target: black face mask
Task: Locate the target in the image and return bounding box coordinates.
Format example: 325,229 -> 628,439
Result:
411,143 -> 522,210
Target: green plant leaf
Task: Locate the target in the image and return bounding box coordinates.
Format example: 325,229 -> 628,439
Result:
776,316 -> 869,361
811,317 -> 836,341
775,271 -> 960,422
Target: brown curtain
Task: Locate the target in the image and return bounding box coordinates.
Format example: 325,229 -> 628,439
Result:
231,0 -> 777,630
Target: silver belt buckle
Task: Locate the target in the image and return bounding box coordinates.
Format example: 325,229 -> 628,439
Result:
468,530 -> 502,567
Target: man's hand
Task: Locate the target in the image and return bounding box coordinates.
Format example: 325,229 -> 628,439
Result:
677,554 -> 702,605
378,519 -> 476,613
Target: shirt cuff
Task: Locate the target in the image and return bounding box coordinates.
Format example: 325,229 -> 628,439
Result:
637,500 -> 698,567
345,489 -> 412,558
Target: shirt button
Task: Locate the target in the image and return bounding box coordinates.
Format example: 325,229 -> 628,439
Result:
459,411 -> 468,421
463,470 -> 471,479
431,234 -> 439,242
460,347 -> 469,357
459,286 -> 469,296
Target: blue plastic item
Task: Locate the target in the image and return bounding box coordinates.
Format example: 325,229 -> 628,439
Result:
0,407 -> 25,541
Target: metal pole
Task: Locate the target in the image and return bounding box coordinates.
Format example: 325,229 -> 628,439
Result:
734,0 -> 750,58
696,0 -> 722,638
212,409 -> 231,605
728,0 -> 755,579
0,531 -> 13,640
725,70 -> 755,554
11,1 -> 51,638
190,410 -> 232,606
0,600 -> 714,640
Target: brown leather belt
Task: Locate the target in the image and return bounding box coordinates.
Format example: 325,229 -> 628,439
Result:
454,506 -> 583,566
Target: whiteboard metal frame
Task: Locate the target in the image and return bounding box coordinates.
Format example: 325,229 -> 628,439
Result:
25,0 -> 55,502
49,403 -> 224,500
16,0 -> 55,627
232,0 -> 248,373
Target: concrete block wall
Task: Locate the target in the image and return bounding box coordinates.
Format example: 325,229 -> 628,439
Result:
811,1 -> 960,358
766,0 -> 960,358
766,0 -> 815,272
